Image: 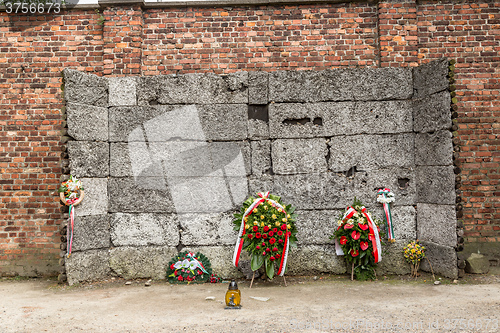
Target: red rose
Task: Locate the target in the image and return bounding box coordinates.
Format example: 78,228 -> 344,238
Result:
277,231 -> 283,236
344,224 -> 354,230
256,233 -> 261,239
278,239 -> 283,244
286,232 -> 291,237
256,245 -> 260,250
247,234 -> 253,239
281,225 -> 287,231
273,228 -> 278,233
276,254 -> 281,259
269,238 -> 276,245
360,241 -> 369,251
262,233 -> 268,239
178,276 -> 183,281
270,256 -> 275,261
262,251 -> 266,256
350,249 -> 359,257
339,236 -> 347,245
269,231 -> 274,237
253,226 -> 259,232
264,226 -> 270,232
266,248 -> 271,252
351,230 -> 360,240
262,242 -> 266,246
358,223 -> 369,231
273,247 -> 278,252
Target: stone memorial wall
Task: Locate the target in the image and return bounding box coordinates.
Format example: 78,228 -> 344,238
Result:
63,58 -> 457,285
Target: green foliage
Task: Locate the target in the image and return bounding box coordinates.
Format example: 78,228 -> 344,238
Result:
233,193 -> 297,280
166,251 -> 212,284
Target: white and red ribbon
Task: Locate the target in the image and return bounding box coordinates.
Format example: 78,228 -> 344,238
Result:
67,204 -> 75,258
377,188 -> 395,242
232,192 -> 290,276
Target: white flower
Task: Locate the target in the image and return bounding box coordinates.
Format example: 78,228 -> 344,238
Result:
189,261 -> 198,270
181,259 -> 190,268
173,260 -> 183,269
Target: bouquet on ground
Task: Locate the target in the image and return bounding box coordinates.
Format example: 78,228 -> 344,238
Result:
404,240 -> 426,278
331,198 -> 383,281
167,251 -> 212,284
232,192 -> 297,280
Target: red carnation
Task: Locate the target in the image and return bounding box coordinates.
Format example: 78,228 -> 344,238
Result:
358,223 -> 369,231
262,233 -> 268,239
277,231 -> 283,236
178,276 -> 183,281
351,230 -> 360,240
247,234 -> 253,239
269,231 -> 274,237
278,239 -> 283,244
360,241 -> 369,251
256,233 -> 261,239
344,224 -> 354,230
270,256 -> 275,261
266,248 -> 271,252
350,249 -> 359,257
273,247 -> 278,252
273,228 -> 278,233
281,225 -> 287,231
256,245 -> 260,250
253,226 -> 259,232
269,238 -> 276,245
264,226 -> 270,232
339,236 -> 347,245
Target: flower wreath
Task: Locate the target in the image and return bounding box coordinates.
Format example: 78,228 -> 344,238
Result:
58,175 -> 85,206
332,198 -> 383,281
167,251 -> 213,284
232,192 -> 297,280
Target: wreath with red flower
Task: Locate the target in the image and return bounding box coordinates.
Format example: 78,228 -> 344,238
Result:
232,192 -> 297,280
167,251 -> 212,284
331,198 -> 384,281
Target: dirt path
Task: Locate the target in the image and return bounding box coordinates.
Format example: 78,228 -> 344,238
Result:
1,275 -> 499,333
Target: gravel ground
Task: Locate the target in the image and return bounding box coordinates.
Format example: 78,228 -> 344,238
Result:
0,273 -> 499,333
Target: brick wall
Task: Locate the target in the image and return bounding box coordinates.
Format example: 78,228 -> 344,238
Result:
0,0 -> 498,277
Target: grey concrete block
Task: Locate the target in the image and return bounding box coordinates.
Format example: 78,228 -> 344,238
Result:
251,140 -> 271,176
179,212 -> 237,246
72,215 -> 110,252
76,178 -> 108,216
180,246 -> 244,279
272,138 -> 328,174
371,205 -> 416,241
413,58 -> 449,98
413,91 -> 451,133
109,105 -> 167,142
415,130 -> 453,166
287,245 -> 347,275
375,240 -> 411,275
273,173 -> 349,210
346,168 -> 417,208
109,246 -> 177,280
110,143 -> 132,177
68,141 -> 109,178
269,101 -> 413,138
66,103 -> 108,141
248,119 -> 270,139
416,166 -> 455,204
420,241 -> 458,279
108,77 -> 137,106
269,68 -> 412,103
167,176 -> 248,214
294,210 -> 341,245
63,69 -> 108,107
248,175 -> 275,195
249,71 -> 268,104
110,213 -> 179,247
465,253 -> 490,274
66,249 -> 110,285
108,177 -> 175,213
137,72 -> 248,105
417,203 -> 457,247
198,104 -> 248,141
329,134 -> 415,172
